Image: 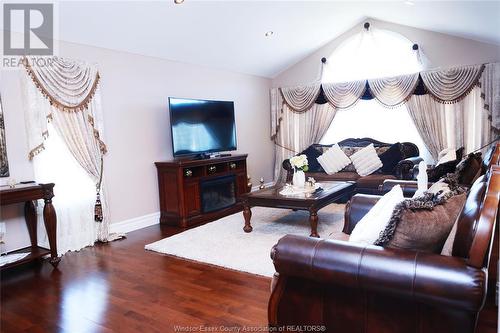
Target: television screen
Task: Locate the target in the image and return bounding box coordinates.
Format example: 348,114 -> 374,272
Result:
169,98 -> 237,157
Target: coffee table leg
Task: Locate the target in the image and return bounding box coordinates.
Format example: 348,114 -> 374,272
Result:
243,204 -> 253,233
309,209 -> 319,238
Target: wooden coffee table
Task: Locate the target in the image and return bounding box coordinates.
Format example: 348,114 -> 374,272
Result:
241,181 -> 355,238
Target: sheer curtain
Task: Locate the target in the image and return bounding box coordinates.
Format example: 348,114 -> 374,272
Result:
406,86 -> 492,160
21,66 -> 109,255
405,94 -> 448,161
443,87 -> 491,153
320,100 -> 433,162
320,26 -> 429,159
34,124 -> 97,255
274,103 -> 336,182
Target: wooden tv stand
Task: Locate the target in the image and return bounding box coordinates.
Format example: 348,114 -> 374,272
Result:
155,154 -> 250,227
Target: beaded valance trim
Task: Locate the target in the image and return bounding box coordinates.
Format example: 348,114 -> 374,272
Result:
280,83 -> 321,113
23,57 -> 101,112
278,63 -> 491,112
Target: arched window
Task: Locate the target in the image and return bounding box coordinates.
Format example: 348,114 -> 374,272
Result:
320,26 -> 433,162
322,27 -> 424,83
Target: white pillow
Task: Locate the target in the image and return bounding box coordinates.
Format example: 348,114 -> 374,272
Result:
349,144 -> 383,176
349,185 -> 405,245
436,148 -> 456,166
317,144 -> 351,175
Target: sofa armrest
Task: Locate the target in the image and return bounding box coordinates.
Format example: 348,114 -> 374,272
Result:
272,235 -> 486,312
380,179 -> 435,197
343,194 -> 380,234
395,156 -> 423,180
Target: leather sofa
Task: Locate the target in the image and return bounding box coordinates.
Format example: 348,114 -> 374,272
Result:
282,138 -> 422,195
381,143 -> 500,197
269,164 -> 499,332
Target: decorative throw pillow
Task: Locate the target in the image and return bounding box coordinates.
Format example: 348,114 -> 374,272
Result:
349,185 -> 404,245
312,143 -> 334,154
378,142 -> 404,174
441,218 -> 459,256
427,178 -> 453,198
298,146 -> 324,172
375,181 -> 467,253
427,147 -> 465,182
340,146 -> 363,172
317,144 -> 351,175
349,144 -> 383,176
382,194 -> 466,253
454,152 -> 483,186
436,148 -> 457,166
374,146 -> 391,156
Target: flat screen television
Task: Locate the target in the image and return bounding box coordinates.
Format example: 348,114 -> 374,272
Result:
169,97 -> 237,157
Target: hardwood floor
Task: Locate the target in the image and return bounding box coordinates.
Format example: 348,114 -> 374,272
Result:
1,224 -> 497,333
1,225 -> 270,333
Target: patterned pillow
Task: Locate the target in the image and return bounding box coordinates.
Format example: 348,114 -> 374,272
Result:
340,145 -> 390,172
312,144 -> 333,154
376,193 -> 467,253
340,146 -> 363,172
375,146 -> 391,155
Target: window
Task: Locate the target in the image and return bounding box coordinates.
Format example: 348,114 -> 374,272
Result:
322,27 -> 423,83
320,101 -> 432,162
33,124 -> 97,254
321,27 -> 432,162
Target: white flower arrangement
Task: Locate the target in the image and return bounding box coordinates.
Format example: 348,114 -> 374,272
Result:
289,154 -> 309,172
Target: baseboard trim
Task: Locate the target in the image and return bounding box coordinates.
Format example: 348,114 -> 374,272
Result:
111,183 -> 275,234
110,212 -> 160,234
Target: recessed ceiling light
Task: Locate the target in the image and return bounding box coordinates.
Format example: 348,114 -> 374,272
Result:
265,31 -> 274,37
174,0 -> 184,4
404,1 -> 414,5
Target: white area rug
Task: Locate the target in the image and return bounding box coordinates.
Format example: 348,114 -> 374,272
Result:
145,204 -> 347,277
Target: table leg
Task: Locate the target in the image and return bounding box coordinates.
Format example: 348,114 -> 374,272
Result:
243,204 -> 253,233
309,209 -> 319,238
24,201 -> 37,248
43,197 -> 60,267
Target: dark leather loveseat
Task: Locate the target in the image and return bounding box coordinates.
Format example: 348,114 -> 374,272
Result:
283,138 -> 422,195
269,163 -> 499,332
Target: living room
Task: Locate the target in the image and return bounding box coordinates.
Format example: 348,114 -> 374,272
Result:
0,1 -> 499,332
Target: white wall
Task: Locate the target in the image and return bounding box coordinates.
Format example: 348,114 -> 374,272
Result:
273,18 -> 500,87
0,40 -> 273,252
0,69 -> 36,252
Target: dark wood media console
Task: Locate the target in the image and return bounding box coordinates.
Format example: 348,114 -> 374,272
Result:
155,154 -> 250,227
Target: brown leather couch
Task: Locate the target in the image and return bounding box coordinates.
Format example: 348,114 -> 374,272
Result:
269,165 -> 500,333
381,143 -> 500,197
283,138 -> 422,195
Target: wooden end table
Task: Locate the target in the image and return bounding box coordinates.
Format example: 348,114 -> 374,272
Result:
0,183 -> 60,269
241,181 -> 355,238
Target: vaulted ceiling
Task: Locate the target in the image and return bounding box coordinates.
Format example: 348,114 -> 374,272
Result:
13,1 -> 500,77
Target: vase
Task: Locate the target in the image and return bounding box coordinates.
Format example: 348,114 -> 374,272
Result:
293,170 -> 306,188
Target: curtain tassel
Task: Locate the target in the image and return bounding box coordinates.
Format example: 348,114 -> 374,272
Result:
94,191 -> 103,223
95,156 -> 104,223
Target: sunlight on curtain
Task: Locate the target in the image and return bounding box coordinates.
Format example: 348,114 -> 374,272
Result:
320,100 -> 432,162
320,27 -> 431,161
34,124 -> 97,255
322,28 -> 424,83
443,87 -> 492,154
